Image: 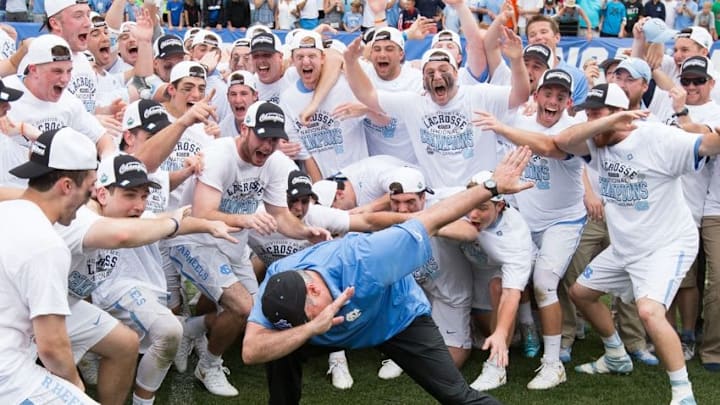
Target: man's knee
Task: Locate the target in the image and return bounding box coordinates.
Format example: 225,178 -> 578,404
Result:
219,282 -> 254,319
636,298 -> 666,327
95,323 -> 140,358
569,282 -> 600,305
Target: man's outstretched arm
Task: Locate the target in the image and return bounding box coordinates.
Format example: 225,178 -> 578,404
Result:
419,146 -> 534,236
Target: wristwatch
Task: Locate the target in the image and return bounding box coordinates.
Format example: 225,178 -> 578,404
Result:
673,107 -> 689,118
483,178 -> 499,197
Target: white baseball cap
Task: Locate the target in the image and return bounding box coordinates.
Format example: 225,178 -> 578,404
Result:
574,83 -> 629,110
421,48 -> 458,71
290,30 -> 324,52
18,35 -> 73,75
312,179 -> 338,207
676,26 -> 713,50
46,0 -> 89,18
469,171 -> 503,202
10,127 -> 97,179
191,30 -> 222,50
226,70 -> 258,92
169,61 -> 206,83
388,167 -> 434,195
246,24 -> 273,41
372,27 -> 405,50
431,30 -> 462,51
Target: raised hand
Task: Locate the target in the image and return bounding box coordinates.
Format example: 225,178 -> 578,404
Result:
493,146 -> 534,195
240,212 -> 278,235
343,36 -> 364,65
307,286 -> 355,335
177,88 -> 218,127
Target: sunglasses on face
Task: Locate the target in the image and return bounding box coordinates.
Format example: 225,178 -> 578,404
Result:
680,76 -> 709,86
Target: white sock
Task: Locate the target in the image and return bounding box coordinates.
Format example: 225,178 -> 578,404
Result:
518,302 -> 534,325
601,331 -> 627,357
542,334 -> 561,362
668,367 -> 689,384
132,393 -> 154,405
199,350 -> 222,369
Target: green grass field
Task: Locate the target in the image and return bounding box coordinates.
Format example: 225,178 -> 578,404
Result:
147,329 -> 717,405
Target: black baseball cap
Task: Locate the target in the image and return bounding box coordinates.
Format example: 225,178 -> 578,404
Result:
681,56 -> 716,79
287,170 -> 319,200
153,34 -> 185,59
250,32 -> 282,54
523,44 -> 552,68
243,101 -> 288,140
10,127 -> 97,179
96,154 -> 161,189
122,99 -> 172,134
262,271 -> 309,329
0,79 -> 23,102
537,69 -> 573,94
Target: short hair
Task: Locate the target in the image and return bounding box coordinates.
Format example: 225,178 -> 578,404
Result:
28,169 -> 91,192
526,15 -> 560,36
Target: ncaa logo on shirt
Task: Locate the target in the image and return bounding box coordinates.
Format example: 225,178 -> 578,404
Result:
582,266 -> 593,279
345,308 -> 362,322
219,264 -> 232,275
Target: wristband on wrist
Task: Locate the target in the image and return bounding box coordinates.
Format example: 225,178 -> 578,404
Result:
168,217 -> 180,238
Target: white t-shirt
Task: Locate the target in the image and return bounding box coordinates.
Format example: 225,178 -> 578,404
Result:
0,29 -> 16,60
107,56 -> 133,75
5,75 -> 104,150
207,71 -> 230,123
179,138 -> 297,263
0,131 -> 28,188
219,113 -> 241,138
340,155 -> 416,205
158,118 -> 214,210
378,84 -> 513,188
97,69 -> 130,108
362,63 -> 423,164
55,206 -> 115,301
587,121 -> 702,262
248,204 -> 350,266
300,0 -> 319,19
0,200 -> 72,401
510,113 -> 586,231
68,52 -> 99,113
460,206 -> 534,290
280,76 -> 369,178
256,67 -> 298,105
146,169 -> 171,214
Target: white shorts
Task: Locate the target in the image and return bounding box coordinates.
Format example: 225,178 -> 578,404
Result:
103,286 -> 174,352
168,244 -> 258,303
577,235 -> 698,308
429,296 -> 472,349
20,368 -> 98,404
66,299 -> 119,363
532,220 -> 585,279
161,247 -> 183,309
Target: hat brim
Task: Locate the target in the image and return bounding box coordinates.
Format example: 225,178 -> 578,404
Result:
0,86 -> 23,102
287,191 -> 319,201
524,53 -> 550,68
158,49 -> 185,59
9,160 -> 54,179
113,178 -> 163,190
649,30 -> 678,44
250,44 -> 280,54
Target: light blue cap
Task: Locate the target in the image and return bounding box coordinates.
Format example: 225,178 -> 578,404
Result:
615,57 -> 652,82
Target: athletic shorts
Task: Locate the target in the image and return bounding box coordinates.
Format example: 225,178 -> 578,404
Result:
577,234 -> 698,308
66,299 -> 119,363
532,220 -> 585,279
20,367 -> 98,404
103,286 -> 174,352
168,244 -> 258,303
428,296 -> 472,350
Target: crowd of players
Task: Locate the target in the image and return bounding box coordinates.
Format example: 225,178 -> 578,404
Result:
0,0 -> 719,404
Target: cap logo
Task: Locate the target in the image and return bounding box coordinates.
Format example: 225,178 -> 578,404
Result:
291,176 -> 312,186
31,141 -> 47,157
683,58 -> 707,69
234,39 -> 250,48
526,45 -> 549,56
437,33 -> 454,42
259,112 -> 284,124
160,38 -> 182,49
375,32 -> 391,41
545,71 -> 571,82
143,105 -> 165,119
587,88 -> 605,98
229,75 -> 245,86
118,161 -> 147,175
252,35 -> 274,46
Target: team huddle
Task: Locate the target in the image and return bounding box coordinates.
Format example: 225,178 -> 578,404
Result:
0,0 -> 718,404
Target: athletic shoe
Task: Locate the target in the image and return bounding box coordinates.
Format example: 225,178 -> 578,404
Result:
575,354 -> 633,375
630,349 -> 659,366
77,353 -> 99,385
681,338 -> 696,361
559,346 -> 572,363
670,381 -> 696,405
194,363 -> 239,397
521,324 -> 541,358
470,361 -> 507,391
327,357 -> 354,390
527,358 -> 566,390
174,334 -> 195,373
378,359 -> 403,380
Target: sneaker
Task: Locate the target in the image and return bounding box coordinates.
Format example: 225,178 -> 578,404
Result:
520,324 -> 541,358
195,363 -> 239,397
681,339 -> 696,361
378,359 -> 403,380
575,354 -> 633,375
631,349 -> 659,366
470,361 -> 507,391
327,357 -> 354,390
174,334 -> 195,373
527,359 -> 566,390
559,346 -> 572,363
670,381 -> 696,405
77,353 -> 99,385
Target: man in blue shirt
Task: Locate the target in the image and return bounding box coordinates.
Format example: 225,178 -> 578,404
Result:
243,147 -> 534,404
